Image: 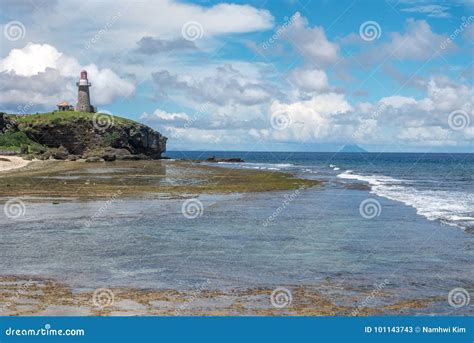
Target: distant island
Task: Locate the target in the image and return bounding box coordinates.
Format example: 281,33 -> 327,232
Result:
338,144 -> 368,153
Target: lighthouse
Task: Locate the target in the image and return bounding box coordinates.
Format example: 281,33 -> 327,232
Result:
76,70 -> 95,112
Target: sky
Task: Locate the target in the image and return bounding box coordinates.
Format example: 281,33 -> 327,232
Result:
0,0 -> 473,152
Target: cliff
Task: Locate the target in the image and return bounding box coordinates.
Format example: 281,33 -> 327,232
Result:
0,111 -> 167,160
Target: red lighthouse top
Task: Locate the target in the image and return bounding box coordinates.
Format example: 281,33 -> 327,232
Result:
80,70 -> 88,80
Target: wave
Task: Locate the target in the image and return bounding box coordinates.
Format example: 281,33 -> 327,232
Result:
337,170 -> 474,230
214,161 -> 294,171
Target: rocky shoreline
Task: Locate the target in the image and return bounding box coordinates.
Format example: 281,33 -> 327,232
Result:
0,276 -> 440,316
0,159 -> 319,199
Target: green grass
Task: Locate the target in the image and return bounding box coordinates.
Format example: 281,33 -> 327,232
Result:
0,131 -> 45,153
10,111 -> 139,128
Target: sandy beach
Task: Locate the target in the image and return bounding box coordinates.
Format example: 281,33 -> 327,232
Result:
0,155 -> 32,173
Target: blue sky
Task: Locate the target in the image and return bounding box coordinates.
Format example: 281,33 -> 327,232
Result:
0,0 -> 473,152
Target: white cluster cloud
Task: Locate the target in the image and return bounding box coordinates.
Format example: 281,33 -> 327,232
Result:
287,68 -> 329,93
1,0 -> 472,151
386,19 -> 449,60
143,14 -> 471,150
353,76 -> 473,145
400,5 -> 451,18
268,93 -> 353,142
353,19 -> 453,66
1,0 -> 273,55
141,109 -> 190,121
283,14 -> 340,66
0,43 -> 134,109
152,64 -> 277,106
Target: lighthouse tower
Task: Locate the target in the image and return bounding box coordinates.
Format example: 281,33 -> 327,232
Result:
76,70 -> 94,112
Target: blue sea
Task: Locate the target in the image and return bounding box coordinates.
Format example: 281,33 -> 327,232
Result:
167,151 -> 474,231
1,151 -> 473,314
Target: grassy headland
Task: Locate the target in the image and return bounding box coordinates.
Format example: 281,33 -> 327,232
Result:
1,111 -> 166,159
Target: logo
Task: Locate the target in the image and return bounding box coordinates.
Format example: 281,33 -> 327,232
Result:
359,198 -> 382,219
181,21 -> 204,41
359,21 -> 382,41
270,287 -> 292,308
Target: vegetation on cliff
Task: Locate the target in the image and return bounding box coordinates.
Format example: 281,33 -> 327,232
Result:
0,111 -> 167,159
10,111 -> 137,127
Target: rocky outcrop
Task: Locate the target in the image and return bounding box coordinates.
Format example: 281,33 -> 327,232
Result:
0,113 -> 15,134
2,112 -> 167,159
205,156 -> 245,163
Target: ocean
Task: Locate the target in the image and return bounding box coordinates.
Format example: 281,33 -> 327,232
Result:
167,151 -> 474,231
1,151 -> 473,314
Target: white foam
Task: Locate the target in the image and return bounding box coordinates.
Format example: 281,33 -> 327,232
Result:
337,170 -> 474,229
213,161 -> 293,172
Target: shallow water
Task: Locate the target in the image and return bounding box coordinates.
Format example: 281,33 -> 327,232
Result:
1,152 -> 473,314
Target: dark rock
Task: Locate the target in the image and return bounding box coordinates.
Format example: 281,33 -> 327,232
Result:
120,155 -> 141,161
15,116 -> 167,159
205,156 -> 245,163
67,155 -> 79,161
38,151 -> 52,160
344,183 -> 371,190
0,113 -> 16,133
102,153 -> 116,162
111,148 -> 133,160
51,146 -> 69,160
137,154 -> 151,160
85,156 -> 104,163
20,144 -> 28,154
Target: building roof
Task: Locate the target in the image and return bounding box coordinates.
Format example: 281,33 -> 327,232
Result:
57,101 -> 71,106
